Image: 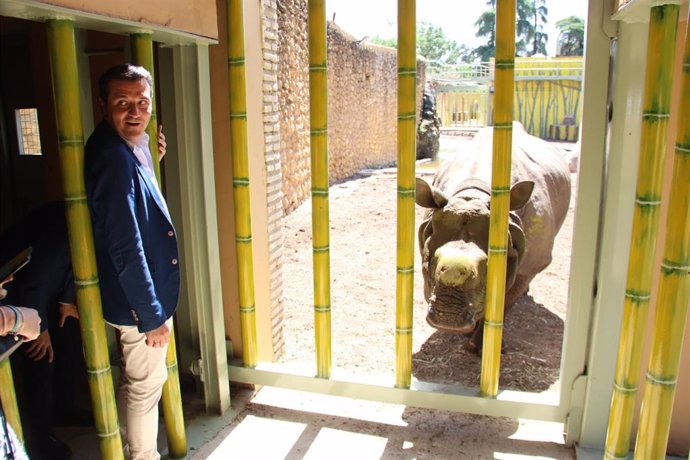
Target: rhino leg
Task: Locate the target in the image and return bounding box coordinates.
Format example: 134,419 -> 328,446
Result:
505,274 -> 532,308
464,274 -> 533,354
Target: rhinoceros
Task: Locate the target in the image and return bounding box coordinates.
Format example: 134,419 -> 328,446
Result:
415,122 -> 571,352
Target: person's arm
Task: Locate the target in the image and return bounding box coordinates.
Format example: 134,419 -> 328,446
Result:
86,143 -> 166,332
0,305 -> 41,340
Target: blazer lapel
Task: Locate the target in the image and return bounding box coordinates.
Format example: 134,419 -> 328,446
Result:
135,163 -> 172,222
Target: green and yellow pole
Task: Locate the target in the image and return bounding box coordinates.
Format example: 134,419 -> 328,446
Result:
604,4 -> 679,457
130,33 -> 161,181
308,0 -> 332,378
0,359 -> 23,442
46,19 -> 123,459
228,0 -> 258,367
480,0 -> 516,397
395,0 -> 416,389
634,10 -> 689,458
130,33 -> 187,458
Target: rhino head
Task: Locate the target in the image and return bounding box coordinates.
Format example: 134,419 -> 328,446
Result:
415,177 -> 533,335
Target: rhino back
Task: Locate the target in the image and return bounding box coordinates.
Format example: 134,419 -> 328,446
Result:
511,126 -> 571,277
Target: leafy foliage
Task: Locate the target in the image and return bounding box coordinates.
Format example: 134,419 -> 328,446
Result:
473,0 -> 549,60
370,22 -> 472,67
370,36 -> 397,48
556,16 -> 585,56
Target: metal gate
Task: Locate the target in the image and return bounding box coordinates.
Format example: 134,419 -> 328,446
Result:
226,0 -> 593,446
225,0 -> 690,454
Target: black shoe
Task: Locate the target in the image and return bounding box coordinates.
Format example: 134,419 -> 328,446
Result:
27,433 -> 73,460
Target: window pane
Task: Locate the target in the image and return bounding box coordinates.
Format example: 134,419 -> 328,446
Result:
15,108 -> 42,156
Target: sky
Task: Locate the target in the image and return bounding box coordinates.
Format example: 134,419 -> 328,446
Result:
325,0 -> 588,57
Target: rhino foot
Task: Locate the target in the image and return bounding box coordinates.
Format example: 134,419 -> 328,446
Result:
464,321 -> 506,356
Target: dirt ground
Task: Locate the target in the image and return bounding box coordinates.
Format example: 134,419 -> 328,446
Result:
192,134 -> 581,460
280,135 -> 577,394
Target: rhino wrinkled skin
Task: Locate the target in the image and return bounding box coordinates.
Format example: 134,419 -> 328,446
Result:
415,122 -> 571,351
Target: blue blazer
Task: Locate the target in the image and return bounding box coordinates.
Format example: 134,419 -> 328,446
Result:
85,121 -> 179,332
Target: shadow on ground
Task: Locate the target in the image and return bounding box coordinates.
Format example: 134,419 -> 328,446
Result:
413,294 -> 564,392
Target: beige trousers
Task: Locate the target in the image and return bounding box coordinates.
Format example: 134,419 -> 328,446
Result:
113,318 -> 171,460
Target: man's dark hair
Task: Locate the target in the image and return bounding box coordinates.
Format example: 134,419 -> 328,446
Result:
98,64 -> 153,102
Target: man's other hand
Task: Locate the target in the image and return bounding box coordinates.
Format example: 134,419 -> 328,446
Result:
157,125 -> 166,161
145,322 -> 170,348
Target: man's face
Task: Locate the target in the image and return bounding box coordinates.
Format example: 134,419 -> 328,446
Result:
102,78 -> 152,145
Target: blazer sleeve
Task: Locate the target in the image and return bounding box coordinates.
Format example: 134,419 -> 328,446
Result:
87,144 -> 166,331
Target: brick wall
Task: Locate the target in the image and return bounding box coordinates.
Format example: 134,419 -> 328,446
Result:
261,0 -> 285,357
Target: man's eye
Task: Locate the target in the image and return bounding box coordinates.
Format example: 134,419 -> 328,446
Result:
139,100 -> 150,107
117,100 -> 128,107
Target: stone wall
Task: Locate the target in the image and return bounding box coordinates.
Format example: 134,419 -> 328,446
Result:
260,0 -> 285,358
278,0 -> 425,213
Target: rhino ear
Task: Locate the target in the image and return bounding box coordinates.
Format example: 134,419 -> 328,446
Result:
509,181 -> 534,210
416,177 -> 449,209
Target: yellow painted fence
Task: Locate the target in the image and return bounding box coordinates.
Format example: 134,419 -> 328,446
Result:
435,57 -> 583,142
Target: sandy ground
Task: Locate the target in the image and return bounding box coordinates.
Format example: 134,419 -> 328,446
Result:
196,134 -> 580,460
280,135 -> 577,394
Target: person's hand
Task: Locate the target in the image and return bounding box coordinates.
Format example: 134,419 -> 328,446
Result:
145,322 -> 170,348
25,329 -> 53,362
59,303 -> 80,327
14,307 -> 41,341
0,274 -> 13,300
157,125 -> 166,161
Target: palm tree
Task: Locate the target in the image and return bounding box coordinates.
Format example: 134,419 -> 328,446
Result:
473,6 -> 496,61
516,0 -> 534,56
556,16 -> 585,56
473,0 -> 548,60
530,0 -> 549,55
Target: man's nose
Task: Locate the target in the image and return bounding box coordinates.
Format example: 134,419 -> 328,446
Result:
127,104 -> 140,116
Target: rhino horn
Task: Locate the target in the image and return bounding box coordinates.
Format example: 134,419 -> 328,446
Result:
416,177 -> 450,209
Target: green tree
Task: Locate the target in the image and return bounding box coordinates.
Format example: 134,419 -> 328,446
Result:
369,22 -> 472,66
473,0 -> 548,60
418,22 -> 460,64
556,16 -> 585,56
370,36 -> 397,48
473,7 -> 496,61
528,0 -> 549,56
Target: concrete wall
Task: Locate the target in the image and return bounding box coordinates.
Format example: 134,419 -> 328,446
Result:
37,0 -> 218,39
278,1 -> 425,213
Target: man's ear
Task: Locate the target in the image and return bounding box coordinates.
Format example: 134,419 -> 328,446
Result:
98,97 -> 107,117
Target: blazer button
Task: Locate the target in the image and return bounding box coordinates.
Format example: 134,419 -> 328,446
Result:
171,258 -> 178,265
168,230 -> 174,237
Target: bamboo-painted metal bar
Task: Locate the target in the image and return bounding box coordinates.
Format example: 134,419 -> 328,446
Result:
395,0 -> 416,389
130,33 -> 161,181
308,0 -> 332,378
479,0 -> 516,397
228,0 -> 258,367
603,4 -> 679,458
0,359 -> 23,442
130,32 -> 187,459
634,9 -> 689,457
46,19 -> 123,459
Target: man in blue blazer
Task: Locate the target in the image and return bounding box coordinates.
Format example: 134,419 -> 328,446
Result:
85,64 -> 179,460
